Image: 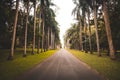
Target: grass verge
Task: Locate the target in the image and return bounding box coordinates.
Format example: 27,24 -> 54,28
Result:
0,49 -> 58,80
68,49 -> 120,80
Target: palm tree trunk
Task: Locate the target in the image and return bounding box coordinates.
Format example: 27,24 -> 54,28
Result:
43,34 -> 46,52
84,18 -> 88,53
32,1 -> 36,54
47,27 -> 50,50
103,1 -> 115,59
45,34 -> 48,51
46,35 -> 48,51
41,18 -> 44,52
23,0 -> 29,57
8,0 -> 19,60
50,28 -> 53,49
93,1 -> 101,56
79,16 -> 83,51
50,30 -> 55,50
37,13 -> 41,54
87,11 -> 93,54
53,34 -> 55,49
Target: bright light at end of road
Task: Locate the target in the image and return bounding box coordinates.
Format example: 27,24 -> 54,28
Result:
52,0 -> 76,48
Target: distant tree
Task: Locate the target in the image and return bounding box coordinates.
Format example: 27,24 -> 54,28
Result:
64,24 -> 80,50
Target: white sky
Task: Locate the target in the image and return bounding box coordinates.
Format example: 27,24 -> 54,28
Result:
52,0 -> 75,47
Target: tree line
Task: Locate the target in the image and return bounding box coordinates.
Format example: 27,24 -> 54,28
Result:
64,0 -> 120,59
0,0 -> 61,60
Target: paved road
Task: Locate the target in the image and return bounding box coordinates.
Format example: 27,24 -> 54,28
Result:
16,49 -> 105,80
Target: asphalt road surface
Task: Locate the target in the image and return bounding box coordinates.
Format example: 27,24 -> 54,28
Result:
16,49 -> 105,80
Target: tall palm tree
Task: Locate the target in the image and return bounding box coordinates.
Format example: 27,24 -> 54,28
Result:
50,28 -> 53,49
8,0 -> 20,60
92,0 -> 101,56
72,0 -> 83,51
73,0 -> 101,55
72,0 -> 115,58
102,0 -> 116,59
35,0 -> 45,53
82,0 -> 93,53
41,13 -> 45,52
37,0 -> 59,51
79,15 -> 84,51
40,0 -> 46,52
87,8 -> 93,54
46,8 -> 56,50
37,18 -> 41,54
41,0 -> 57,50
83,17 -> 88,53
32,0 -> 37,54
23,0 -> 30,57
37,8 -> 41,54
47,27 -> 50,50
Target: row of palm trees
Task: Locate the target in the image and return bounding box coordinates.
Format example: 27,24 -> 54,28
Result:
65,0 -> 116,59
8,0 -> 60,60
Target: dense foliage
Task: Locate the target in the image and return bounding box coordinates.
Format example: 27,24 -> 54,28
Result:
64,0 -> 120,59
0,0 -> 60,49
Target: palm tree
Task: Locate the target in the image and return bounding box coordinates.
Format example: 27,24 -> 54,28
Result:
86,0 -> 115,57
41,14 -> 45,52
82,0 -> 93,54
32,0 -> 37,54
39,0 -> 46,52
92,0 -> 101,56
79,16 -> 84,51
23,0 -> 30,57
83,17 -> 88,53
44,0 -> 57,50
54,29 -> 60,49
72,0 -> 83,51
72,0 -> 101,55
36,22 -> 41,54
37,16 -> 41,54
78,15 -> 84,51
35,1 -> 45,53
52,26 -> 60,49
36,0 -> 60,51
37,6 -> 41,54
87,8 -> 93,54
50,28 -> 53,49
47,27 -> 50,50
72,0 -> 116,59
46,8 -> 56,50
64,24 -> 80,49
102,0 -> 116,59
8,0 -> 20,60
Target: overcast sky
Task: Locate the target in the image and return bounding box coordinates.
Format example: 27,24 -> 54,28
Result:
52,0 -> 75,47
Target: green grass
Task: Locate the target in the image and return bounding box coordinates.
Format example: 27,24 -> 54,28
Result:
68,49 -> 120,80
0,48 -> 58,80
